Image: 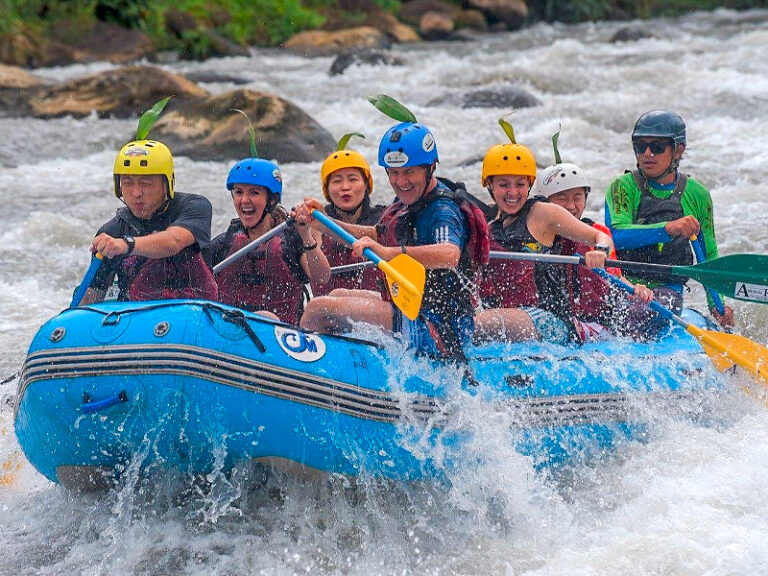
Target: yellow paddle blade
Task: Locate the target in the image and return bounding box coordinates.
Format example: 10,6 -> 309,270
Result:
688,324 -> 768,387
378,254 -> 425,321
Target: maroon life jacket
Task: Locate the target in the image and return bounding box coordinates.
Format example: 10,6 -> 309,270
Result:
479,238 -> 539,309
314,233 -> 384,295
478,198 -> 544,309
125,249 -> 218,302
215,232 -> 306,325
376,179 -> 490,308
314,201 -> 386,296
559,237 -> 613,322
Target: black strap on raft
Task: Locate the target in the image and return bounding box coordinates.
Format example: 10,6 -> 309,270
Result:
1,371 -> 19,386
202,304 -> 266,353
421,316 -> 479,386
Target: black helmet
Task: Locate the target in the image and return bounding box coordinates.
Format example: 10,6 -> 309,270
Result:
632,110 -> 686,146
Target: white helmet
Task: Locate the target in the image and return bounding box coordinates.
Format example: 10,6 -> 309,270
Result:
534,163 -> 591,199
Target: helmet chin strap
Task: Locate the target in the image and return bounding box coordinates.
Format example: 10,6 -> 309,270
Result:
247,195 -> 278,230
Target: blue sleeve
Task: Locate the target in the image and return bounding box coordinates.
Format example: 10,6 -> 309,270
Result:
423,199 -> 467,250
605,205 -> 671,250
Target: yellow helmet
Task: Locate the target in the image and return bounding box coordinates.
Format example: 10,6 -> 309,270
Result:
320,150 -> 373,201
481,143 -> 537,187
113,139 -> 175,198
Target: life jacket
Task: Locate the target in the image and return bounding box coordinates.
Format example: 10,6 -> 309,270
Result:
314,201 -> 385,296
124,248 -> 218,302
215,231 -> 306,325
557,218 -> 620,323
376,178 -> 490,314
479,198 -> 542,309
480,197 -> 581,341
617,170 -> 693,284
581,218 -> 622,277
561,237 -> 614,323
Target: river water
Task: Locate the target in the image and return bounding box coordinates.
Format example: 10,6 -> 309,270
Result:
2,8 -> 768,575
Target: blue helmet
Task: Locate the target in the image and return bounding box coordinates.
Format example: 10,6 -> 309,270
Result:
378,122 -> 439,168
632,110 -> 686,146
226,158 -> 283,199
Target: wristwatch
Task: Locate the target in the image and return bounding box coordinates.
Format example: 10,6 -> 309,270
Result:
594,242 -> 611,256
123,235 -> 136,255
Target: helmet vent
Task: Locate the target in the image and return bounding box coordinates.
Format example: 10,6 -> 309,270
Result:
502,156 -> 508,161
123,160 -> 130,167
140,160 -> 148,167
516,156 -> 521,161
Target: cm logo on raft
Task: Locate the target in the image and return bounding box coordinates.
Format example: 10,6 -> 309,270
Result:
274,326 -> 326,362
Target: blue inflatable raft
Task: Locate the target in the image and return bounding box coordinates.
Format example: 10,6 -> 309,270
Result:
14,300 -> 723,488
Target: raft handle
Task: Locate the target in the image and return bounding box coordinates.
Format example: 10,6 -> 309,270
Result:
81,390 -> 128,414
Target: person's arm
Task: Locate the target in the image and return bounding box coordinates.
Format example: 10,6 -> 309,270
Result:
350,199 -> 465,269
530,203 -> 611,268
605,176 -> 671,249
351,238 -> 461,268
304,197 -> 377,240
690,184 -> 719,262
293,202 -> 331,286
687,183 -> 734,325
91,226 -> 195,259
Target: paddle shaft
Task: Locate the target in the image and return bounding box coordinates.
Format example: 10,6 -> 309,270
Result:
487,251 -> 768,306
333,251 -> 724,283
331,261 -> 376,275
591,268 -> 687,327
312,211 -> 384,266
690,234 -> 725,315
70,254 -> 103,307
213,220 -> 292,273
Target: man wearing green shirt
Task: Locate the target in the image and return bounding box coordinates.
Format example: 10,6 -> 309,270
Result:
605,110 -> 734,337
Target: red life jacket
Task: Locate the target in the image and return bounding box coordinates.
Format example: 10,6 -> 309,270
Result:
314,201 -> 385,296
478,198 -> 543,309
314,233 -> 384,295
125,249 -> 218,302
215,232 -> 306,325
480,238 -> 539,308
376,179 -> 490,311
559,237 -> 612,323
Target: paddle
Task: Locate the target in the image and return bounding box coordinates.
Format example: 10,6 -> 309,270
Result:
487,251 -> 768,306
592,268 -> 768,388
331,261 -> 376,276
311,210 -> 425,320
70,253 -> 104,307
212,220 -> 292,274
690,234 -> 726,315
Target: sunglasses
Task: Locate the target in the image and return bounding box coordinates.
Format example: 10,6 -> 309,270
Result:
632,140 -> 671,155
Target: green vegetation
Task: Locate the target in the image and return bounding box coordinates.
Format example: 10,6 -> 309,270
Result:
1,0 -> 766,66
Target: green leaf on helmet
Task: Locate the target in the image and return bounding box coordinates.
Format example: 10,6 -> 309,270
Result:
367,94 -> 417,123
136,96 -> 172,141
232,108 -> 258,158
498,115 -> 517,144
337,132 -> 365,151
552,124 -> 562,164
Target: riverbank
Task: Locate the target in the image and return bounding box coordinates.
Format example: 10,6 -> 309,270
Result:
1,0 -> 765,67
